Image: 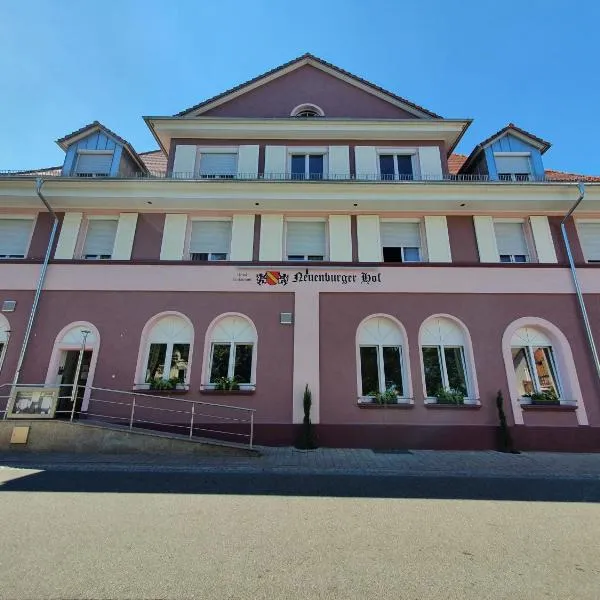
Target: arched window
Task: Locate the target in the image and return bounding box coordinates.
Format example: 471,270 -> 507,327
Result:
511,327 -> 561,399
0,314 -> 10,375
290,103 -> 325,118
140,314 -> 193,387
357,316 -> 409,401
420,316 -> 474,399
205,315 -> 257,389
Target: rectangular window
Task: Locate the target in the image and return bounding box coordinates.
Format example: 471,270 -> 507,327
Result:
495,154 -> 531,181
380,221 -> 422,263
169,344 -> 190,382
198,153 -> 237,179
82,219 -> 118,259
494,221 -> 529,263
360,346 -> 380,396
74,152 -> 113,177
382,346 -> 404,395
209,342 -> 254,384
145,343 -> 167,382
290,154 -> 324,180
189,220 -> 231,261
422,347 -> 443,397
577,222 -> 600,263
233,344 -> 253,383
286,221 -> 327,261
443,347 -> 468,395
379,154 -> 414,180
359,346 -> 404,397
0,218 -> 33,259
422,346 -> 467,397
512,346 -> 560,397
209,343 -> 231,382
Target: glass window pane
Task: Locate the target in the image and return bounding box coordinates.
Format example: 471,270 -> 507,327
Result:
382,247 -> 403,263
396,155 -> 414,179
308,155 -> 324,179
534,347 -> 560,396
291,155 -> 305,179
145,343 -> 167,383
514,255 -> 527,263
444,347 -> 467,395
382,346 -> 403,396
379,155 -> 395,180
210,343 -> 231,383
360,346 -> 380,396
169,343 -> 190,383
234,344 -> 253,384
512,347 -> 534,396
403,247 -> 421,262
422,347 -> 442,396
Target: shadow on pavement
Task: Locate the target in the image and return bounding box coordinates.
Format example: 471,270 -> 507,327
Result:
1,469 -> 600,502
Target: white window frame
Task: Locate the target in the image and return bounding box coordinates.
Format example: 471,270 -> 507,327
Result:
284,217 -> 329,261
494,152 -> 532,182
358,344 -> 407,399
421,344 -> 469,400
287,147 -> 328,179
376,148 -> 420,180
186,217 -> 232,262
380,218 -> 427,263
0,318 -> 9,375
195,147 -> 239,179
144,341 -> 191,386
0,215 -> 35,259
74,150 -> 114,177
79,216 -> 119,260
208,341 -> 255,388
511,344 -> 562,399
290,103 -> 325,117
575,219 -> 600,263
494,218 -> 534,263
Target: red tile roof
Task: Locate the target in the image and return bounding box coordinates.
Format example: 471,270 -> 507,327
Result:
448,153 -> 468,174
139,150 -> 167,174
175,53 -> 442,119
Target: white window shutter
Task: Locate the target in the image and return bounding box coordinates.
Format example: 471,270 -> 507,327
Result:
380,222 -> 420,248
354,146 -> 378,179
55,212 -> 83,259
198,153 -> 237,177
577,222 -> 600,261
82,220 -> 118,258
356,216 -> 381,262
494,222 -> 528,256
495,155 -> 531,174
259,215 -> 284,260
473,216 -> 499,262
172,145 -> 196,178
230,215 -> 255,261
417,147 -> 443,179
237,146 -> 259,178
529,216 -> 557,263
328,215 -> 352,261
112,213 -> 138,260
424,216 -> 452,262
160,214 -> 188,260
0,219 -> 33,257
75,153 -> 113,175
189,221 -> 231,254
328,146 -> 350,179
264,146 -> 287,177
286,222 -> 326,257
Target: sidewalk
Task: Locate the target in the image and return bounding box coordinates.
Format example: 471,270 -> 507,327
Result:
1,446 -> 600,479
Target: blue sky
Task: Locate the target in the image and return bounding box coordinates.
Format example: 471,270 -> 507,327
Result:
1,0 -> 599,173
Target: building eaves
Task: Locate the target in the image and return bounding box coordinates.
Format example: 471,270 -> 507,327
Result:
175,52 -> 442,119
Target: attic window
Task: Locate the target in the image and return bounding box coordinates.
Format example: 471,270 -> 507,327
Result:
291,103 -> 324,118
74,151 -> 113,177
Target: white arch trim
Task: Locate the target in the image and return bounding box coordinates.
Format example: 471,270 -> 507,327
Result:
0,314 -> 10,375
355,314 -> 412,400
290,103 -> 325,117
44,321 -> 101,411
201,312 -> 258,387
502,317 -> 587,425
135,311 -> 195,386
418,314 -> 480,402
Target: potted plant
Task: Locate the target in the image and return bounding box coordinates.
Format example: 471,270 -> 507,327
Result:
149,377 -> 181,391
435,387 -> 465,405
370,385 -> 399,405
523,389 -> 560,406
213,377 -> 240,392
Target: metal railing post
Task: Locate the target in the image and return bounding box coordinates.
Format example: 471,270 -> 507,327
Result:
189,403 -> 195,439
249,412 -> 254,450
129,397 -> 136,431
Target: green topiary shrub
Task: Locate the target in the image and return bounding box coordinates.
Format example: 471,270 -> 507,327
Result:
295,384 -> 317,449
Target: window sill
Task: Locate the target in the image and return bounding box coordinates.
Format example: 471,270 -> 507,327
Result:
357,398 -> 414,408
199,388 -> 256,396
520,401 -> 577,412
424,399 -> 481,409
132,387 -> 190,395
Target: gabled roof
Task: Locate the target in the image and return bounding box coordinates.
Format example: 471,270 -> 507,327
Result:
56,121 -> 149,174
458,123 -> 551,173
175,53 -> 442,119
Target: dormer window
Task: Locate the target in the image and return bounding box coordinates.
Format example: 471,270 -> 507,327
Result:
290,103 -> 325,118
494,153 -> 532,182
74,150 -> 113,177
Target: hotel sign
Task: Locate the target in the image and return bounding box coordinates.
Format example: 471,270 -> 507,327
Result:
234,269 -> 382,287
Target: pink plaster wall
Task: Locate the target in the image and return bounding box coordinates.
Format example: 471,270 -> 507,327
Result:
446,216 -> 479,263
201,65 -> 420,119
549,216 -> 585,265
28,212 -> 64,260
318,292 -> 599,427
131,213 -> 165,261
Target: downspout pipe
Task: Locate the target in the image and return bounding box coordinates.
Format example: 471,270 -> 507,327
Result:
11,178 -> 59,389
560,182 -> 600,386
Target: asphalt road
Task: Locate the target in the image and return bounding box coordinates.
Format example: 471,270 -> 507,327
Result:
0,467 -> 599,599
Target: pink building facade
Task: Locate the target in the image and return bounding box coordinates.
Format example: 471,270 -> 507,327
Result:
1,54 -> 600,450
